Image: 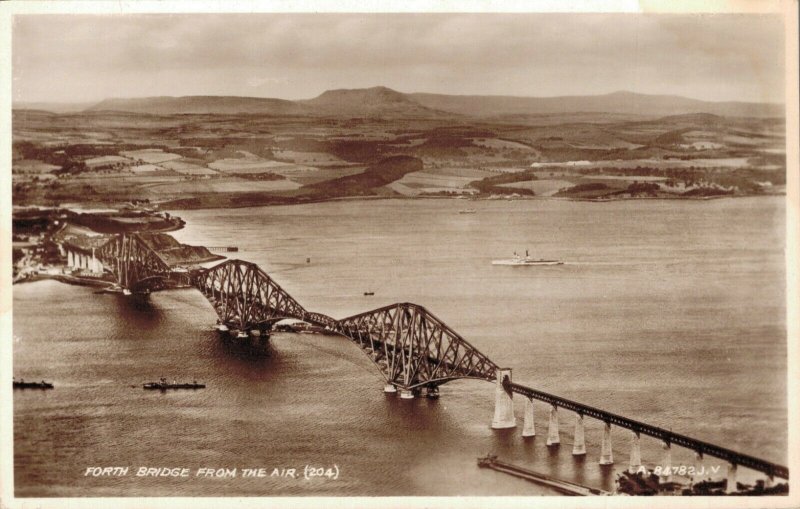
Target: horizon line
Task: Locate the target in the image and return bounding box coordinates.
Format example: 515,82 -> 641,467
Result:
12,86 -> 786,107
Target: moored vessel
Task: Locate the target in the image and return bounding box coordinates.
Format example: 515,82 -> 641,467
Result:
492,250 -> 563,266
143,377 -> 205,391
13,378 -> 54,390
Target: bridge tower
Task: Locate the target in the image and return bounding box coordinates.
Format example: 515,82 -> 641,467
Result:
96,233 -> 172,294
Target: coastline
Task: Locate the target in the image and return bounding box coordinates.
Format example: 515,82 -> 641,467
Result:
156,190 -> 785,211
13,273 -> 115,288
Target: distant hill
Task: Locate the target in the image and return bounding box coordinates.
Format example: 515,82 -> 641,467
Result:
13,101 -> 96,114
408,90 -> 784,118
85,96 -> 312,116
299,86 -> 449,118
83,87 -> 446,118
15,87 -> 783,118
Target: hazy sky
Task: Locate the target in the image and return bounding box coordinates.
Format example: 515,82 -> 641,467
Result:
13,13 -> 786,104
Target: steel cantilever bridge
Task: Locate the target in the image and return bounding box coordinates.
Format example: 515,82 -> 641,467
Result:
192,259 -> 498,394
95,232 -> 788,483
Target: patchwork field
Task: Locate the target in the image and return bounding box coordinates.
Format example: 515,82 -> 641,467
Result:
11,106 -> 786,208
160,160 -> 219,176
208,158 -> 293,173
84,155 -> 131,167
395,171 -> 477,189
130,164 -> 165,174
498,179 -> 574,195
273,166 -> 368,185
147,178 -> 302,194
585,175 -> 668,181
472,138 -> 537,151
12,159 -> 60,174
272,149 -> 348,166
120,149 -> 183,164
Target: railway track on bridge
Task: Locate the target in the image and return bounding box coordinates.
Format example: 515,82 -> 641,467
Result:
506,380 -> 788,480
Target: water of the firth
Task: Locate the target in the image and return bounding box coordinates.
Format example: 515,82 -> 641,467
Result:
13,197 -> 786,497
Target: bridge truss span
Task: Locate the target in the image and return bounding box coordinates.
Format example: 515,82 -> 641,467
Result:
96,233 -> 172,292
192,259 -> 333,332
335,302 -> 498,391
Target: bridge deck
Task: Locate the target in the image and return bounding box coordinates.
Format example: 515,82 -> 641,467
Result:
507,381 -> 788,480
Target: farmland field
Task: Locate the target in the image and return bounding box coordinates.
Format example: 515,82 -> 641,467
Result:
498,179 -> 574,195
84,155 -> 130,167
395,171 -> 477,189
11,104 -> 786,209
146,178 -> 302,194
12,159 -> 60,173
273,166 -> 368,185
209,158 -> 305,173
160,160 -> 219,176
273,149 -> 348,165
120,149 -> 183,164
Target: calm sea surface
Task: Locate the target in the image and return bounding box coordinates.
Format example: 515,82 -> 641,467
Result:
13,197 -> 786,496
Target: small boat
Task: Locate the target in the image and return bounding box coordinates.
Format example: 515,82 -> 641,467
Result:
143,377 -> 205,391
492,250 -> 563,266
13,378 -> 54,389
459,209 -> 477,214
364,291 -> 375,296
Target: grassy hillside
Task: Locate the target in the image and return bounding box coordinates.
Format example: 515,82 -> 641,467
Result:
303,155 -> 423,198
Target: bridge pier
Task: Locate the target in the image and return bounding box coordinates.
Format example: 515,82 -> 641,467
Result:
491,368 -> 516,429
546,405 -> 560,446
628,432 -> 642,473
383,384 -> 397,393
399,389 -> 415,399
572,414 -> 586,455
90,248 -> 102,273
660,442 -> 672,483
599,422 -> 613,465
726,463 -> 738,494
522,398 -> 535,437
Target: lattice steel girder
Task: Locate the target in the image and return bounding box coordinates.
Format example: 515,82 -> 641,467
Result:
191,260 -> 335,331
96,233 -> 172,290
335,303 -> 498,390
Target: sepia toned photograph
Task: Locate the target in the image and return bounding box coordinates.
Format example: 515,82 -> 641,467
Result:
1,2 -> 798,507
